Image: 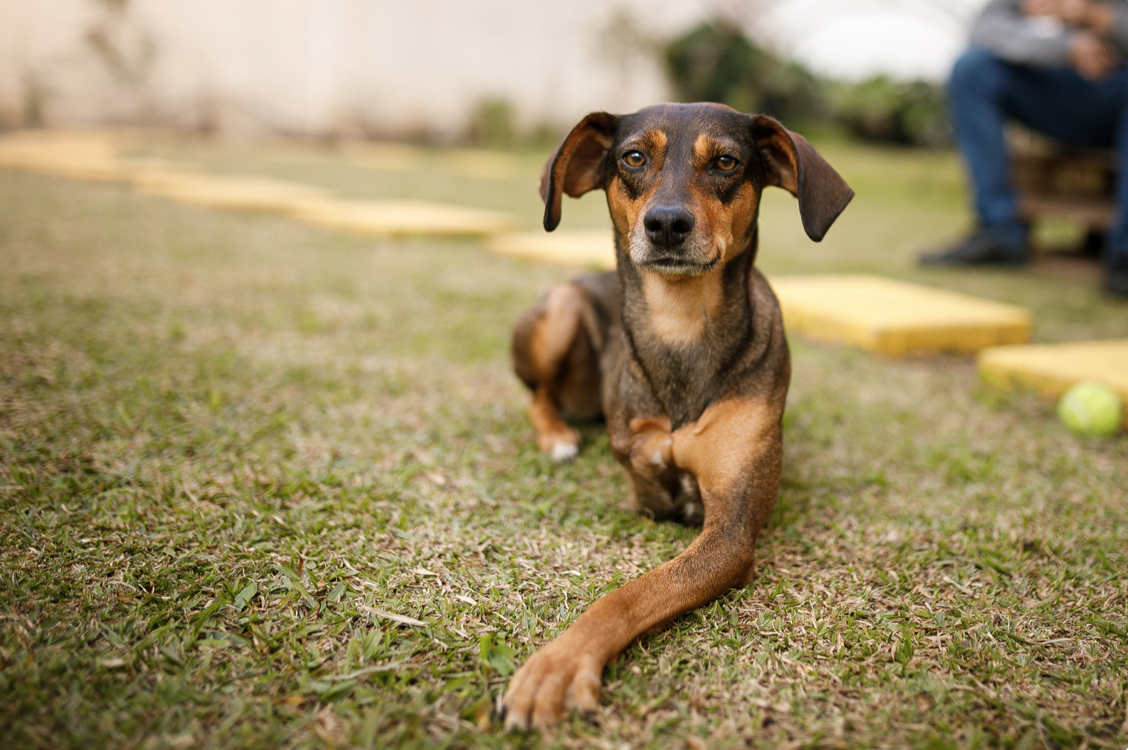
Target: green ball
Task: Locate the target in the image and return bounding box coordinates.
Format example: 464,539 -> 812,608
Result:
1057,381 -> 1123,437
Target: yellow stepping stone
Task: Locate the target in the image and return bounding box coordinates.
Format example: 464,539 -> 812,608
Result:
342,144 -> 518,179
0,130 -> 518,236
288,198 -> 517,237
487,231 -> 615,269
131,169 -> 334,212
770,274 -> 1032,356
979,339 -> 1128,427
0,130 -> 133,182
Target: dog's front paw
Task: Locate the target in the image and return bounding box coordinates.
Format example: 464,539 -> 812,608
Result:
502,639 -> 602,731
550,441 -> 579,462
537,426 -> 581,462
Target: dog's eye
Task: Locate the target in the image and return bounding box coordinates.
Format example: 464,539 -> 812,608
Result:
716,155 -> 739,172
622,150 -> 646,168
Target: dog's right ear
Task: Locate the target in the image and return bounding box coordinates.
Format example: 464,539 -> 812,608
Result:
540,112 -> 619,232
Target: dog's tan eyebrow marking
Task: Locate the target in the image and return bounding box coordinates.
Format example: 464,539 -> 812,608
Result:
624,129 -> 668,169
693,134 -> 716,169
693,134 -> 740,170
641,129 -> 667,153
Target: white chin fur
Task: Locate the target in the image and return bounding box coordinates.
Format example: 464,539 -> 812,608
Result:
646,263 -> 706,277
628,234 -> 714,276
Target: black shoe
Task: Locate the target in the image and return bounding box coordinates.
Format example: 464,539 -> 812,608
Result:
1081,230 -> 1107,258
1105,253 -> 1128,298
919,229 -> 1028,267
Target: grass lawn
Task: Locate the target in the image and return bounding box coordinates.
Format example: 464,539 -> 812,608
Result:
1,135 -> 1126,750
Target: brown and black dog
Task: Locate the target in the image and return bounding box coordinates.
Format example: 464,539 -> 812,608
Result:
504,103 -> 853,730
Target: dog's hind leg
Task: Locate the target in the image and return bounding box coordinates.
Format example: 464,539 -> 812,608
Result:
512,283 -> 604,461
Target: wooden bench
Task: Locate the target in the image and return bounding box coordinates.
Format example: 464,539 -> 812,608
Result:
1011,142 -> 1116,251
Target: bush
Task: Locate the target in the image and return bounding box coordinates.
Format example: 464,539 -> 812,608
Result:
468,97 -> 516,148
663,20 -> 827,126
831,76 -> 951,148
662,19 -> 951,148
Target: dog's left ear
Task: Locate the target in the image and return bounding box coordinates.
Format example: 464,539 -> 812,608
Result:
540,112 -> 619,232
750,115 -> 854,242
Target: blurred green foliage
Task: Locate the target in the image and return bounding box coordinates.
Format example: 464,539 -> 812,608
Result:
663,20 -> 951,149
830,76 -> 951,148
664,20 -> 827,126
469,97 -> 516,148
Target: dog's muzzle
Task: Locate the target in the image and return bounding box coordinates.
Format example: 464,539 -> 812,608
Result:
631,204 -> 715,275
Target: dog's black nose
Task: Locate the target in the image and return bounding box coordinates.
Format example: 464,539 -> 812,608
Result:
643,205 -> 695,248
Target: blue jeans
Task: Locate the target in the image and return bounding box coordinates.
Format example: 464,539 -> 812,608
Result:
949,47 -> 1128,257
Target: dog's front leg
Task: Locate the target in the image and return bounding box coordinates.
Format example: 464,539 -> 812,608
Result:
501,398 -> 782,730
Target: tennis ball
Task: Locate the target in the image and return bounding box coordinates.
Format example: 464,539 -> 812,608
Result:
1056,381 -> 1123,437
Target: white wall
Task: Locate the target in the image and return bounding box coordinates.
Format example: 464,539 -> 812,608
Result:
0,0 -> 703,136
0,0 -> 989,137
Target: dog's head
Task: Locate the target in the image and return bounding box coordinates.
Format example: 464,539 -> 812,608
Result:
540,103 -> 853,277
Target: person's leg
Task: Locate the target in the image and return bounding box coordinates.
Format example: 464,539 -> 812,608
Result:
921,48 -> 1028,265
950,47 -> 1027,240
1109,76 -> 1128,258
999,64 -> 1124,144
1109,86 -> 1128,296
1000,64 -> 1128,295
1104,74 -> 1128,296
